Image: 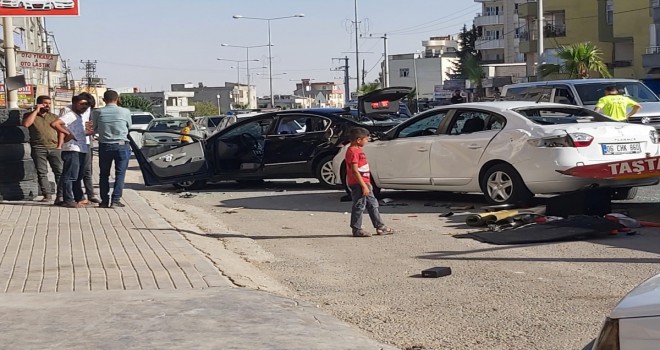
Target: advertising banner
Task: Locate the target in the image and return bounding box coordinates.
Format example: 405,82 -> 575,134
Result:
0,0 -> 79,17
0,84 -> 34,108
17,51 -> 60,71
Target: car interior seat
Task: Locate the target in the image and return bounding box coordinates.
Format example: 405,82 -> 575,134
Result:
461,118 -> 485,133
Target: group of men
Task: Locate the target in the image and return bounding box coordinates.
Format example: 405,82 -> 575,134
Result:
22,90 -> 133,209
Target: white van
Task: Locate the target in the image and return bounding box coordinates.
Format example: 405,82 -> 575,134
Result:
501,79 -> 660,130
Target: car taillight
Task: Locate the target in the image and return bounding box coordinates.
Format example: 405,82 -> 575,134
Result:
591,318 -> 619,350
650,130 -> 660,144
569,132 -> 594,147
528,133 -> 594,148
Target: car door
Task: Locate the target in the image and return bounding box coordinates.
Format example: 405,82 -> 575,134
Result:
263,114 -> 331,175
429,109 -> 506,186
370,109 -> 448,185
128,129 -> 209,187
211,116 -> 275,175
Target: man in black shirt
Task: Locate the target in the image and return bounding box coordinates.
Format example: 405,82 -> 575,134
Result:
451,90 -> 464,104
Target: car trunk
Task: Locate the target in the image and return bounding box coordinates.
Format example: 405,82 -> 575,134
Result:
358,86 -> 412,119
541,122 -> 658,162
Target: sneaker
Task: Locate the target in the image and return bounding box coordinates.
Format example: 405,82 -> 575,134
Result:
88,196 -> 102,204
99,202 -> 112,208
111,201 -> 126,208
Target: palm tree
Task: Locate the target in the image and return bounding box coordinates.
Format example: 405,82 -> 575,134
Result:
539,42 -> 611,79
464,54 -> 485,99
358,81 -> 381,96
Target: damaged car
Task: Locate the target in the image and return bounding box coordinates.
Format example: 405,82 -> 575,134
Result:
332,101 -> 660,205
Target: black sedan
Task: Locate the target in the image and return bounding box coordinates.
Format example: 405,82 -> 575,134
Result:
128,109 -> 370,190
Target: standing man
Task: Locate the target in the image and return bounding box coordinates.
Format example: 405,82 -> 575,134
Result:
50,94 -> 92,208
92,90 -> 132,208
22,95 -> 63,203
595,86 -> 641,121
451,90 -> 464,104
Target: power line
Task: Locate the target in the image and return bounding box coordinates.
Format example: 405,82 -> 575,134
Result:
385,4 -> 480,34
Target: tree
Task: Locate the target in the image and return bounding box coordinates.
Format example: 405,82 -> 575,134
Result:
191,101 -> 220,117
449,25 -> 481,80
464,55 -> 486,99
539,42 -> 611,79
118,94 -> 153,112
358,81 -> 381,96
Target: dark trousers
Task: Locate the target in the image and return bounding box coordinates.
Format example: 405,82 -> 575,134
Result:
61,151 -> 86,204
349,184 -> 385,233
83,150 -> 95,198
99,143 -> 130,204
31,146 -> 62,197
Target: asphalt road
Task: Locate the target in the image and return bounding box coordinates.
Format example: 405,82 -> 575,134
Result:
126,167 -> 660,350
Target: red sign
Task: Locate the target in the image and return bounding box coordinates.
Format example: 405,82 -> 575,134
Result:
558,156 -> 660,180
0,0 -> 79,17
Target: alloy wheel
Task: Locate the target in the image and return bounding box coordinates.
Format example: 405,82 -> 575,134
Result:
319,160 -> 335,186
486,171 -> 514,203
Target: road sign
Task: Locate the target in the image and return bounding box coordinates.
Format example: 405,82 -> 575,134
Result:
17,51 -> 60,72
0,0 -> 80,17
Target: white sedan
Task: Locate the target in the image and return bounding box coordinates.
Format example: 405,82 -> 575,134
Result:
589,273 -> 660,349
332,101 -> 660,204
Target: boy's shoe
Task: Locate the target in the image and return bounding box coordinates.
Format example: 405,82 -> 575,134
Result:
376,226 -> 394,235
352,229 -> 372,237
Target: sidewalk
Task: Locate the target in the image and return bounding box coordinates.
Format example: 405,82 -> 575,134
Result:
0,189 -> 396,350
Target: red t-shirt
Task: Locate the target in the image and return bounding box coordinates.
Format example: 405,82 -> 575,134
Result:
345,146 -> 370,186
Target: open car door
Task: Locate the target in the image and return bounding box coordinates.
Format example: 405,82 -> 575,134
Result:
128,129 -> 210,186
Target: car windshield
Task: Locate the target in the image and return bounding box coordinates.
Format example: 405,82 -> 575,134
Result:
148,119 -> 190,131
132,114 -> 154,124
575,82 -> 660,105
513,107 -> 613,125
209,117 -> 224,126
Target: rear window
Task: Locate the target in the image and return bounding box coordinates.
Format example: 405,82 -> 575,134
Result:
575,82 -> 660,105
504,86 -> 552,102
209,117 -> 224,126
131,114 -> 154,124
513,107 -> 613,125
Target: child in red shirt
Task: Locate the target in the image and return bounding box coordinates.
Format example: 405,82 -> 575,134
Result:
345,127 -> 393,237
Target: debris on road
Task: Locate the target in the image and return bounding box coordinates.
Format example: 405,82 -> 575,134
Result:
424,202 -> 450,208
223,207 -> 244,214
421,267 -> 452,278
179,192 -> 196,199
438,212 -> 454,218
449,205 -> 475,210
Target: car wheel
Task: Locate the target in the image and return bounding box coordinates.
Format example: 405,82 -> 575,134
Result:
173,179 -> 207,190
611,187 -> 637,200
481,163 -> 533,205
315,155 -> 336,189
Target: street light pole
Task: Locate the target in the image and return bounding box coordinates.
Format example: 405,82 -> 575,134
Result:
216,94 -> 221,114
383,33 -> 389,88
218,57 -> 259,108
232,14 -> 304,108
221,43 -> 270,109
412,52 -> 420,113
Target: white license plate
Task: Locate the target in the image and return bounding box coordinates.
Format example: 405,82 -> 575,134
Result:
601,143 -> 642,155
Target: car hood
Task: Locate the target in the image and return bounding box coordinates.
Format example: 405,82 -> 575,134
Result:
358,86 -> 412,117
611,273 -> 660,319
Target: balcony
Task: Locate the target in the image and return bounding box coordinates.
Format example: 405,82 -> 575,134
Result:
475,38 -> 504,50
518,2 -> 538,18
643,46 -> 660,69
474,14 -> 503,26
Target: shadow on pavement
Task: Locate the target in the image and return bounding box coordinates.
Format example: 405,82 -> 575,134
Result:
141,228 -> 352,240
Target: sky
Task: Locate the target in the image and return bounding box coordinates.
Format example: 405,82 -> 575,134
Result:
46,0 -> 479,96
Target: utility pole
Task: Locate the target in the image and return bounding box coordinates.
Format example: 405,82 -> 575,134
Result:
536,0 -> 544,81
61,60 -> 71,89
80,60 -> 101,102
41,18 -> 52,94
353,0 -> 361,91
383,34 -> 389,88
3,18 -> 18,109
332,56 -> 350,104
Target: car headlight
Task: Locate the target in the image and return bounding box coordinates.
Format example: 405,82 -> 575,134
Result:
591,317 -> 619,350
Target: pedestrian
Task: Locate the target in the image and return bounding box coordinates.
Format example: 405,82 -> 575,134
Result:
345,127 -> 393,237
22,95 -> 63,203
180,120 -> 193,143
60,92 -> 101,204
91,90 -> 132,208
50,94 -> 92,208
594,86 -> 641,121
450,90 -> 464,104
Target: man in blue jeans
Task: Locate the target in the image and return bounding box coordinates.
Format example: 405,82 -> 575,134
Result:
92,90 -> 132,208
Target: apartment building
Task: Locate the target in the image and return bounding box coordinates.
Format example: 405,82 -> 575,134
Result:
474,0 -> 527,64
292,80 -> 344,108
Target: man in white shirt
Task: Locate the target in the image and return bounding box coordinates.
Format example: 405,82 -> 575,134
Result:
50,94 -> 92,208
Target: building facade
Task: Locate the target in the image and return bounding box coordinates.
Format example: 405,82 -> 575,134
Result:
292,80 -> 344,108
131,91 -> 195,118
474,0 -> 527,64
171,82 -> 254,114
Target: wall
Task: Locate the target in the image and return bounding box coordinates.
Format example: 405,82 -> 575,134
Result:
612,0 -> 651,79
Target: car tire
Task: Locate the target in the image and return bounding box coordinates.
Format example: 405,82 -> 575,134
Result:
315,155 -> 337,189
0,143 -> 31,162
480,163 -> 533,205
0,159 -> 37,183
0,126 -> 30,144
0,179 -> 38,201
173,179 -> 207,190
611,187 -> 637,200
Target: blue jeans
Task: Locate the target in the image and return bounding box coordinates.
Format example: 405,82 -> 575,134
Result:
61,151 -> 86,204
349,184 -> 385,233
98,143 -> 130,204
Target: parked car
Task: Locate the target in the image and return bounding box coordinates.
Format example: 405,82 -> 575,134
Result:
21,0 -> 53,10
588,273 -> 660,350
331,101 -> 660,205
215,111 -> 263,131
128,109 -> 367,190
195,115 -> 225,137
0,0 -> 20,7
129,111 -> 155,130
140,117 -> 203,148
501,79 -> 660,130
51,0 -> 74,9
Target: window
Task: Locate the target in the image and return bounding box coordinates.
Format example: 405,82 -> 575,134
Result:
449,111 -> 502,135
221,117 -> 274,139
554,87 -> 576,105
574,82 -> 660,105
399,68 -> 410,77
397,111 -> 447,138
276,115 -> 329,134
606,0 -> 613,25
514,107 -> 611,124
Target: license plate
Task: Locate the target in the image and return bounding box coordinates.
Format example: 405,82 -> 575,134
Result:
601,143 -> 642,155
